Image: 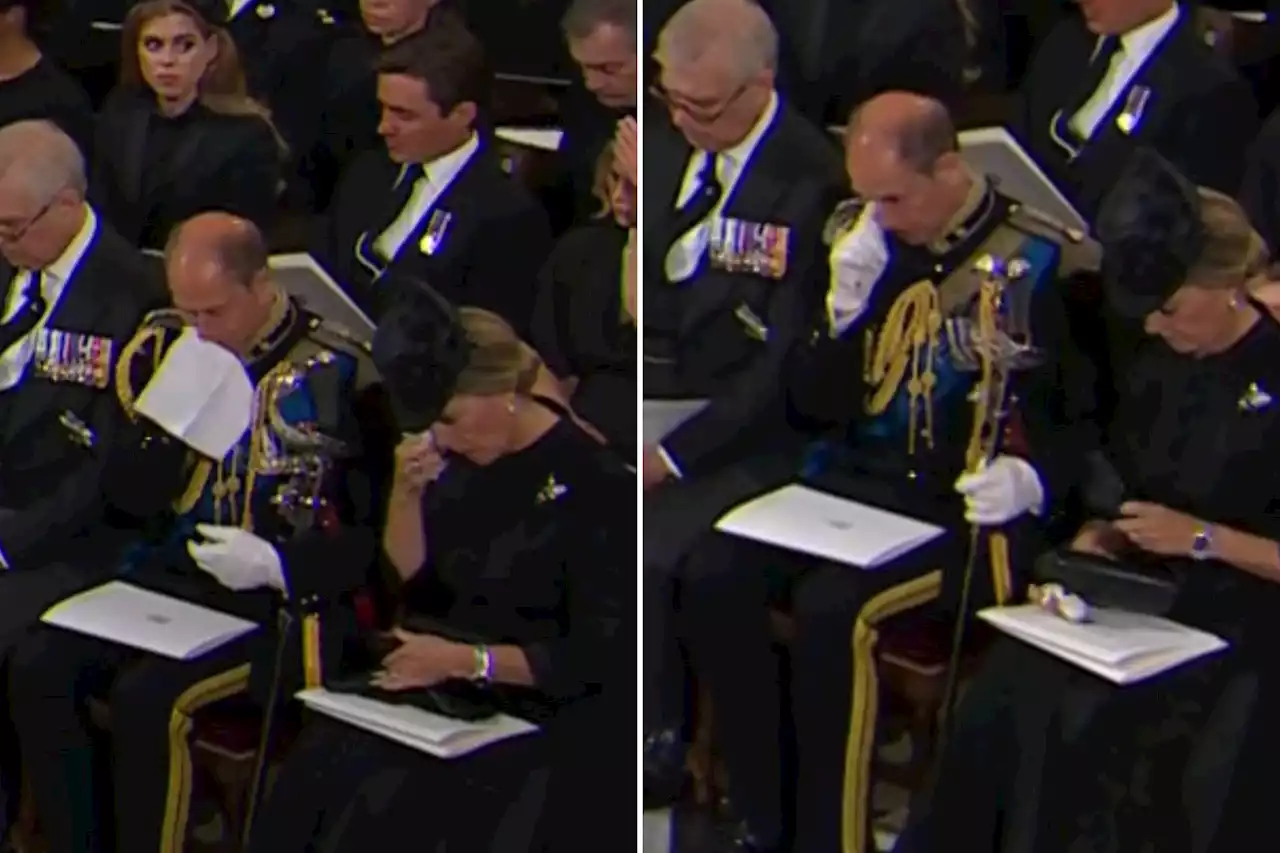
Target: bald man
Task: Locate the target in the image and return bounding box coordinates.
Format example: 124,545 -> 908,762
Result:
10,211 -> 383,853
671,93 -> 1094,853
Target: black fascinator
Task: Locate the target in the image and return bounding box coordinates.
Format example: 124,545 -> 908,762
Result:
371,274 -> 472,434
1095,149 -> 1206,319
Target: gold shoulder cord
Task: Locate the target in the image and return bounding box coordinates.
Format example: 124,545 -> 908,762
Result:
114,324 -> 214,515
864,281 -> 942,456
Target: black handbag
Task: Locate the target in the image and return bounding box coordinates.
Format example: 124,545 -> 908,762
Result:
1031,548 -> 1183,616
326,615 -> 499,722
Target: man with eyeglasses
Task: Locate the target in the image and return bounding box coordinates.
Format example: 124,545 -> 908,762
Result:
641,0 -> 845,826
0,119 -> 161,843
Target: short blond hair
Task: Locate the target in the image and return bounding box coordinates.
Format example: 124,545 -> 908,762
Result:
453,307 -> 542,396
1189,187 -> 1269,288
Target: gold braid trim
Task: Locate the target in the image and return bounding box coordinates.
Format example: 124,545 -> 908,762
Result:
175,460 -> 212,515
865,281 -> 942,455
114,325 -> 166,418
964,277 -> 1003,470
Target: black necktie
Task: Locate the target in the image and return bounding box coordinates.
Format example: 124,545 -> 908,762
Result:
1055,37 -> 1123,146
359,163 -> 425,268
0,271 -> 46,356
669,153 -> 724,244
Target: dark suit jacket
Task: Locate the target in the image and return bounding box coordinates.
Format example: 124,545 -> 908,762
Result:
317,140 -> 552,333
764,0 -> 968,124
1016,9 -> 1258,219
0,218 -> 163,571
90,89 -> 282,248
643,100 -> 846,475
224,0 -> 334,203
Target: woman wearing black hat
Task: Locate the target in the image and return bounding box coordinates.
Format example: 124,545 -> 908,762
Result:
245,300 -> 635,852
89,0 -> 284,249
893,150 -> 1280,853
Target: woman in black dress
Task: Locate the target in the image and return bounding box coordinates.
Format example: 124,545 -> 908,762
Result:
895,151 -> 1280,853
90,0 -> 283,249
531,140 -> 638,461
246,301 -> 635,852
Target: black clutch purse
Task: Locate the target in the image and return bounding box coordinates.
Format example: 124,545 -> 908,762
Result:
1031,549 -> 1182,616
326,615 -> 499,722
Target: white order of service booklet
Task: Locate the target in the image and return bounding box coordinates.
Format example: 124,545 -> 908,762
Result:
42,581 -> 259,661
297,688 -> 539,759
957,126 -> 1087,234
134,328 -> 254,460
715,484 -> 945,570
269,253 -> 375,341
643,398 -> 709,446
978,604 -> 1228,685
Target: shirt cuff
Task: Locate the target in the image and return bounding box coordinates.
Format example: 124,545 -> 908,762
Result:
0,545 -> 9,570
656,444 -> 684,479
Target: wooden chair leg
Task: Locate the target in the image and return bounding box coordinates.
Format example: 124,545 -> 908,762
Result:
686,685 -> 715,807
12,768 -> 44,853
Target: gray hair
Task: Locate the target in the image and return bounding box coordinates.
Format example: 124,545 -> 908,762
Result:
562,0 -> 637,43
656,0 -> 777,84
0,120 -> 86,204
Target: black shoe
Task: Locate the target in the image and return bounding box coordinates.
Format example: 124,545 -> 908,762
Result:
643,727 -> 687,809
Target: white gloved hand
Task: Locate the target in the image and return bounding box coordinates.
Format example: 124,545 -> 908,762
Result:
954,455 -> 1046,526
187,524 -> 288,594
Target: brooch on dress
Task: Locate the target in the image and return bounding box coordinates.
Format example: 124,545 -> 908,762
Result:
535,474 -> 568,505
1238,382 -> 1273,413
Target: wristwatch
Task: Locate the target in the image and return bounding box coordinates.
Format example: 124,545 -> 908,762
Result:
1191,525 -> 1215,561
470,644 -> 493,684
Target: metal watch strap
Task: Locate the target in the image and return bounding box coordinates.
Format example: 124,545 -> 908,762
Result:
471,644 -> 493,683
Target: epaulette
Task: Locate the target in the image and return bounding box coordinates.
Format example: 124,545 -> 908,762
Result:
1006,203 -> 1101,276
116,310 -> 188,416
138,307 -> 189,332
300,315 -> 379,388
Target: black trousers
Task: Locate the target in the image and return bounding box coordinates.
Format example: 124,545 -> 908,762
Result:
249,716 -> 551,852
10,624 -> 255,853
642,453 -> 796,731
681,513 -> 1030,853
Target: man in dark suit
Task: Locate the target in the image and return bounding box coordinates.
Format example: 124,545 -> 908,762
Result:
765,0 -> 971,125
559,0 -> 637,225
641,0 -> 846,819
0,120 -> 161,623
0,119 -> 160,840
315,21 -> 552,333
1016,0 -> 1258,221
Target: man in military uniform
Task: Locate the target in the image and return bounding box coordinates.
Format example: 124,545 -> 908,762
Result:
9,212 -> 383,853
665,93 -> 1094,853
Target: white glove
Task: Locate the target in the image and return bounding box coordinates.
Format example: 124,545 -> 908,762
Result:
187,524 -> 288,594
954,455 -> 1046,526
